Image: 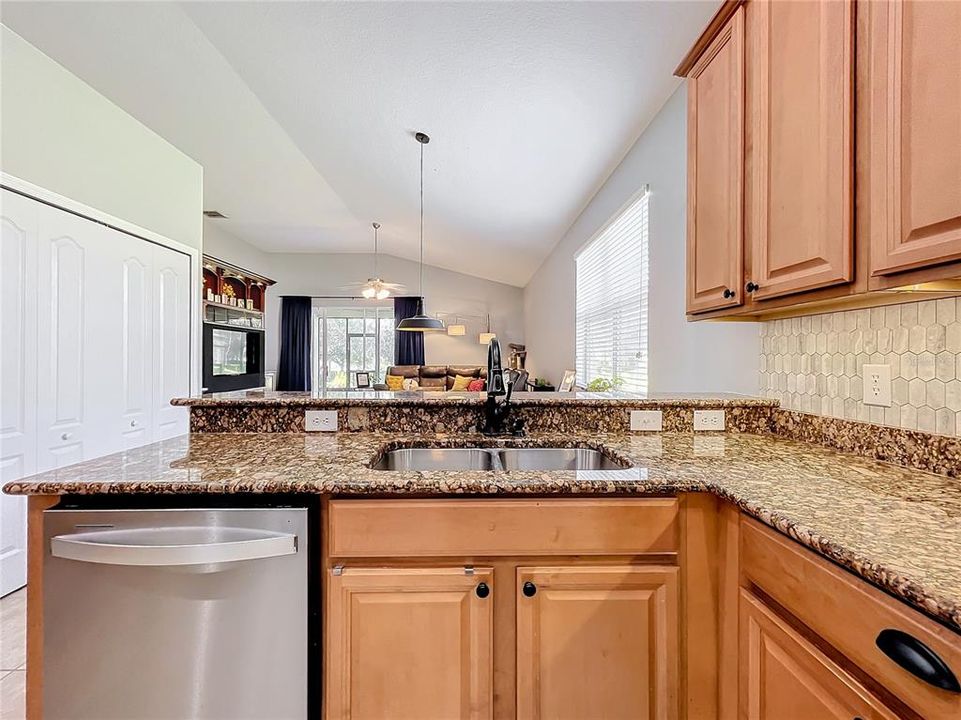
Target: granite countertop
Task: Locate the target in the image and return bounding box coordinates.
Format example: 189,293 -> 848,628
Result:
172,389 -> 778,407
5,430 -> 960,632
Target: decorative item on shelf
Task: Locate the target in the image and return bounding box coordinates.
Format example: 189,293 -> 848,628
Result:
446,315 -> 466,336
355,371 -> 371,389
508,343 -> 526,369
246,299 -> 254,310
206,288 -> 214,302
558,369 -> 576,392
397,132 -> 445,332
531,377 -> 555,392
478,313 -> 496,344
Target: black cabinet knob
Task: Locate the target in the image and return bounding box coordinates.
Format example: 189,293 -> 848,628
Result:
746,281 -> 759,293
475,582 -> 490,599
522,581 -> 537,597
723,288 -> 735,299
876,629 -> 960,692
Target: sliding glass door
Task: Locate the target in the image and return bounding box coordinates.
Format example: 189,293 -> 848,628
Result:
313,306 -> 394,390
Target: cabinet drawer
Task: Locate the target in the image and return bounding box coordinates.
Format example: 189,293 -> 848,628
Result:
740,517 -> 961,719
328,498 -> 679,558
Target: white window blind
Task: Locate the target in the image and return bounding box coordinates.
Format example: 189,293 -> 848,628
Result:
575,188 -> 649,393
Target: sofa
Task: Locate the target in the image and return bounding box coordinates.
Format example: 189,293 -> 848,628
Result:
376,365 -> 488,391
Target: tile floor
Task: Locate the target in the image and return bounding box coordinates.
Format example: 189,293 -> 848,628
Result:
0,588 -> 26,720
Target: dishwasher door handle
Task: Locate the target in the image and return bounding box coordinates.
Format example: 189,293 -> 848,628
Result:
51,526 -> 298,567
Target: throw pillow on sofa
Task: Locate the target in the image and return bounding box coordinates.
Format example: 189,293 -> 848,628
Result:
402,378 -> 420,391
451,374 -> 474,391
467,378 -> 485,392
385,374 -> 405,391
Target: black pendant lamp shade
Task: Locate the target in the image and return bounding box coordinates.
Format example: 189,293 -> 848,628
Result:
397,131 -> 445,332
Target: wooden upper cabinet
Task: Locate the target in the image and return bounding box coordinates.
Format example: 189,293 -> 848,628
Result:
325,566 -> 493,720
740,590 -> 899,720
869,0 -> 961,276
747,0 -> 854,300
515,565 -> 679,720
686,6 -> 745,314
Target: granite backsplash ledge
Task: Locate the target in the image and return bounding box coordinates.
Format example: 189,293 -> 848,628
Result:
177,392 -> 778,434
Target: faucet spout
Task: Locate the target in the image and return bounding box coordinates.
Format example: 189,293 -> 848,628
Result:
486,338 -> 506,396
477,338 -> 523,436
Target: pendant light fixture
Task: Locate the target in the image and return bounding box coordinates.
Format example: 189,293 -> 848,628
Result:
361,223 -> 392,300
478,313 -> 496,344
397,131 -> 445,332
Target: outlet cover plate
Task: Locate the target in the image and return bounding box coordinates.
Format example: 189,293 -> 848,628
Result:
630,410 -> 663,432
305,410 -> 338,432
693,409 -> 726,431
863,364 -> 892,407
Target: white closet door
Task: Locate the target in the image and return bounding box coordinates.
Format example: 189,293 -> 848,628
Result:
152,244 -> 191,440
35,204 -> 119,470
0,190 -> 37,595
114,229 -> 154,449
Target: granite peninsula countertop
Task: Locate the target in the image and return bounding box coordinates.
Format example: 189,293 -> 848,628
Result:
172,389 -> 778,408
5,430 -> 961,632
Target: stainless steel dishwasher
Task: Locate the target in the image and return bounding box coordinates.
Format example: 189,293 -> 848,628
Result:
42,506 -> 311,720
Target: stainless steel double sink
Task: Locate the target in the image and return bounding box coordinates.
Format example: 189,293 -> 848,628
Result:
372,447 -> 631,472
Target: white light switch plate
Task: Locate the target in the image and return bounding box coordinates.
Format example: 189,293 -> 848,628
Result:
630,410 -> 663,432
305,410 -> 338,432
693,410 -> 725,431
863,364 -> 892,407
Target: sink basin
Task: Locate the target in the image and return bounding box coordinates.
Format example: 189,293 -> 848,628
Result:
372,448 -> 495,471
498,447 -> 626,471
372,447 -> 630,471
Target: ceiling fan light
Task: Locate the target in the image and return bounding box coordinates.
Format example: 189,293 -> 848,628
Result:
375,287 -> 390,300
361,285 -> 377,299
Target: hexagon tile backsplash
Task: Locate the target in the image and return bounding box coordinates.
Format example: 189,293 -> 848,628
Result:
759,298 -> 961,437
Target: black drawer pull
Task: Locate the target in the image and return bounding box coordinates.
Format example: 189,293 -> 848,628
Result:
875,629 -> 960,693
475,582 -> 490,599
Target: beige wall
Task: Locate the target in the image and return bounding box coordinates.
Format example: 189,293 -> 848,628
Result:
760,299 -> 961,436
523,87 -> 760,393
0,26 -> 203,248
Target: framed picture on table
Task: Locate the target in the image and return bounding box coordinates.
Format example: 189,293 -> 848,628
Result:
559,369 -> 576,392
355,372 -> 371,389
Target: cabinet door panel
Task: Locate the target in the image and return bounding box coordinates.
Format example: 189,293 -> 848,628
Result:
119,246 -> 153,449
749,0 -> 854,299
152,245 -> 191,440
870,0 -> 961,275
0,190 -> 38,595
516,565 -> 679,720
687,6 -> 744,314
740,590 -> 898,720
326,566 -> 493,720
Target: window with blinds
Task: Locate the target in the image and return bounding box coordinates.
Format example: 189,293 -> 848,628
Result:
575,187 -> 649,393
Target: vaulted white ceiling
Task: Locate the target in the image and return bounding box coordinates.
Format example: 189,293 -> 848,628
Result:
2,1 -> 718,286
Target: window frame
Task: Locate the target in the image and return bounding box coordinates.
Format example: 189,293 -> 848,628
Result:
573,185 -> 650,393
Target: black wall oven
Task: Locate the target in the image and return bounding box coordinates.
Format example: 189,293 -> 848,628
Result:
202,322 -> 265,392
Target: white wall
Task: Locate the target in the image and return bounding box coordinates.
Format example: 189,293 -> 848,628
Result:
524,86 -> 760,394
203,225 -> 524,373
0,26 -> 203,248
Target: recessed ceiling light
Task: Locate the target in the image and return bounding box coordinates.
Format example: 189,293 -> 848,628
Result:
203,210 -> 228,218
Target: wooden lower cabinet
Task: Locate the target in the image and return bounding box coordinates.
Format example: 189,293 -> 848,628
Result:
516,565 -> 679,720
740,590 -> 899,720
325,566 -> 494,720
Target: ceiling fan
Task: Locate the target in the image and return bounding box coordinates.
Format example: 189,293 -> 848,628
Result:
340,222 -> 406,299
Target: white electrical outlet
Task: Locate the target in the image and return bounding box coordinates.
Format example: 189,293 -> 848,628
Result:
693,409 -> 726,431
305,410 -> 338,432
863,364 -> 892,407
630,410 -> 663,432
